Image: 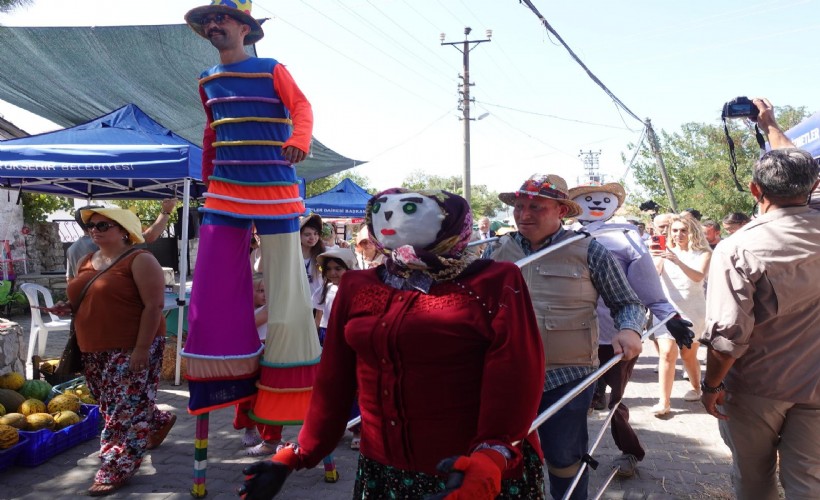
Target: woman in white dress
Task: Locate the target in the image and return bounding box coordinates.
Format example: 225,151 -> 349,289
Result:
650,213 -> 711,416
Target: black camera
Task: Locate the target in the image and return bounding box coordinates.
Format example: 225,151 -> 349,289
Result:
722,96 -> 759,121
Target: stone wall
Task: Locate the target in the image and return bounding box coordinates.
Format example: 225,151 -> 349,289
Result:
0,319 -> 25,375
25,223 -> 64,274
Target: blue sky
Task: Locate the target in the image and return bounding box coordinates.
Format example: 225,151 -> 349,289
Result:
2,0 -> 818,198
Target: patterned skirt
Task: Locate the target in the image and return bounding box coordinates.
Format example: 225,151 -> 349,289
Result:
351,441 -> 545,499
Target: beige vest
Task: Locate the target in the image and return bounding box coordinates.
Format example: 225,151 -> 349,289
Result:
490,232 -> 599,370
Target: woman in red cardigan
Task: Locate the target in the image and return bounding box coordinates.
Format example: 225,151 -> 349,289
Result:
241,189 -> 546,499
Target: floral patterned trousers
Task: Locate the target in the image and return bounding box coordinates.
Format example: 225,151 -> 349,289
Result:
83,335 -> 173,484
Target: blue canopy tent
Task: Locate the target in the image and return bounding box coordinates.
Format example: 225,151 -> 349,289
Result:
0,103 -> 202,385
785,111 -> 820,158
0,103 -> 205,199
304,178 -> 372,218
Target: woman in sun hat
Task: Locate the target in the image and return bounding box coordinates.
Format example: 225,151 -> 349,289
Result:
48,208 -> 175,495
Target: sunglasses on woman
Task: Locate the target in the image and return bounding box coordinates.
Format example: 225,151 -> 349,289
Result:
85,221 -> 120,232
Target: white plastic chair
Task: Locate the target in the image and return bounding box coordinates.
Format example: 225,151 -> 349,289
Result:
20,283 -> 71,379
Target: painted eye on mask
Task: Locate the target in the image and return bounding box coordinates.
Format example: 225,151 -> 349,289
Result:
372,202 -> 381,214
402,202 -> 417,214
604,197 -> 611,203
585,196 -> 592,202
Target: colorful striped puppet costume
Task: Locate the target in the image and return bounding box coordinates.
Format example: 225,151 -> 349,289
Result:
183,0 -> 321,428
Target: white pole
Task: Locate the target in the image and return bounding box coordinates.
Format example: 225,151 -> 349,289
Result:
175,178 -> 191,386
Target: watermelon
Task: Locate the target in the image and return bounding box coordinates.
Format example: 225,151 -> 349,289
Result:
18,380 -> 52,401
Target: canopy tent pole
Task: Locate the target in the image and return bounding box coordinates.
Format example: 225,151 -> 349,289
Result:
175,178 -> 191,386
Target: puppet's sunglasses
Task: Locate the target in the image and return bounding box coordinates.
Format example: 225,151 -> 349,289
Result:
85,221 -> 119,232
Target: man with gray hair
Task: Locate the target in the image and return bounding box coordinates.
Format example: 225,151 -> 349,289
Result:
700,146 -> 820,499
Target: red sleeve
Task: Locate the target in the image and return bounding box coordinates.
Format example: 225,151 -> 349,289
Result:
295,271 -> 360,468
198,84 -> 216,188
471,262 -> 545,470
273,64 -> 313,155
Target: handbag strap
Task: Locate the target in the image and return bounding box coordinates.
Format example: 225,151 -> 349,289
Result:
73,248 -> 139,312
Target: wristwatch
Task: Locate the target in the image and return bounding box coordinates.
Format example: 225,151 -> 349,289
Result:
701,380 -> 725,394
161,211 -> 172,216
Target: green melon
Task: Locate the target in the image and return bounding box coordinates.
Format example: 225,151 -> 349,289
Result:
0,388 -> 25,414
53,410 -> 81,430
18,379 -> 52,401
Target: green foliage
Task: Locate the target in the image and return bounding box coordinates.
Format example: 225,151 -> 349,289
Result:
0,0 -> 32,14
628,106 -> 810,221
21,193 -> 73,224
305,172 -> 375,198
399,170 -> 505,217
109,200 -> 176,223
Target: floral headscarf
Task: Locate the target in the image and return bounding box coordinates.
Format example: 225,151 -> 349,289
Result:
365,188 -> 477,292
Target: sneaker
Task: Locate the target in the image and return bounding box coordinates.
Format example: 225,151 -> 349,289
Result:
683,389 -> 702,401
612,454 -> 638,478
245,440 -> 281,457
242,427 -> 262,447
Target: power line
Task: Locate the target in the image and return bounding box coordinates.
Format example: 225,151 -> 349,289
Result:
516,0 -> 644,125
252,2 -> 438,104
477,100 -> 634,130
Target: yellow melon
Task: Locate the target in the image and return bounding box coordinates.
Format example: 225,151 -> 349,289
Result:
47,394 -> 81,414
25,413 -> 55,431
0,402 -> 5,417
53,410 -> 81,430
0,372 -> 25,391
0,423 -> 19,449
0,412 -> 27,429
19,398 -> 47,416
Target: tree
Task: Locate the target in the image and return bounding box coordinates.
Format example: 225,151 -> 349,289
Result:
399,170 -> 505,217
110,199 -> 176,225
628,106 -> 810,221
21,193 -> 73,224
0,0 -> 31,13
305,172 -> 375,198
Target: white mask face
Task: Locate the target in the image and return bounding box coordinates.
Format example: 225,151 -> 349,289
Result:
572,191 -> 620,224
370,192 -> 445,249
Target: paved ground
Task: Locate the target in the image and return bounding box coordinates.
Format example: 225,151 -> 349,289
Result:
1,313 -> 736,499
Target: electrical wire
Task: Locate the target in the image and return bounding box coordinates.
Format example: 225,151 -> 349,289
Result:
252,2 -> 438,104
477,100 -> 634,130
366,108 -> 454,162
621,127 -> 647,181
516,0 -> 644,125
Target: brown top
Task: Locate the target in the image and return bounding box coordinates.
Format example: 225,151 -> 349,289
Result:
67,249 -> 165,352
702,206 -> 820,404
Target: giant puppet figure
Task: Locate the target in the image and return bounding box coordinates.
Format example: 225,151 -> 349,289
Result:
181,3 -> 321,493
567,182 -> 694,478
240,189 -> 546,500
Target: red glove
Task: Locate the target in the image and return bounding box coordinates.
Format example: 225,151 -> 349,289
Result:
239,444 -> 303,499
426,449 -> 506,500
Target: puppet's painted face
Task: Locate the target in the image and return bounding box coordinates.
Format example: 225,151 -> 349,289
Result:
572,191 -> 619,224
370,192 -> 445,249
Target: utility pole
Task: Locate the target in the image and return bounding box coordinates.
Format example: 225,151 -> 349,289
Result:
441,27 -> 491,204
645,118 -> 678,212
578,149 -> 603,185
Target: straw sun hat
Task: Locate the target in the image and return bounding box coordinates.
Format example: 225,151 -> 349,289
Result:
80,208 -> 145,244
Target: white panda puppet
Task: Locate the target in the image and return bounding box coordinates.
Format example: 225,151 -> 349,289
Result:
567,182 -> 638,235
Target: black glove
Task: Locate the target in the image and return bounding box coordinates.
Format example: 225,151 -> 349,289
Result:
237,460 -> 291,500
666,315 -> 694,350
424,456 -> 465,499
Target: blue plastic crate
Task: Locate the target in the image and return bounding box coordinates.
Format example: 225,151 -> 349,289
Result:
16,404 -> 100,467
0,433 -> 29,473
49,376 -> 87,400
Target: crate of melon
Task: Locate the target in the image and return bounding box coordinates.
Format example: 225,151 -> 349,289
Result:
0,431 -> 28,472
15,404 -> 100,467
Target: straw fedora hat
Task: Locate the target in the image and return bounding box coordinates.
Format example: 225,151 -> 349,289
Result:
499,174 -> 582,218
185,0 -> 265,46
567,182 -> 627,208
80,208 -> 145,244
317,247 -> 357,270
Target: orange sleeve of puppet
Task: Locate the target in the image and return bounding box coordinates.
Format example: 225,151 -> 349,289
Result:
273,64 -> 313,155
199,84 -> 216,187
